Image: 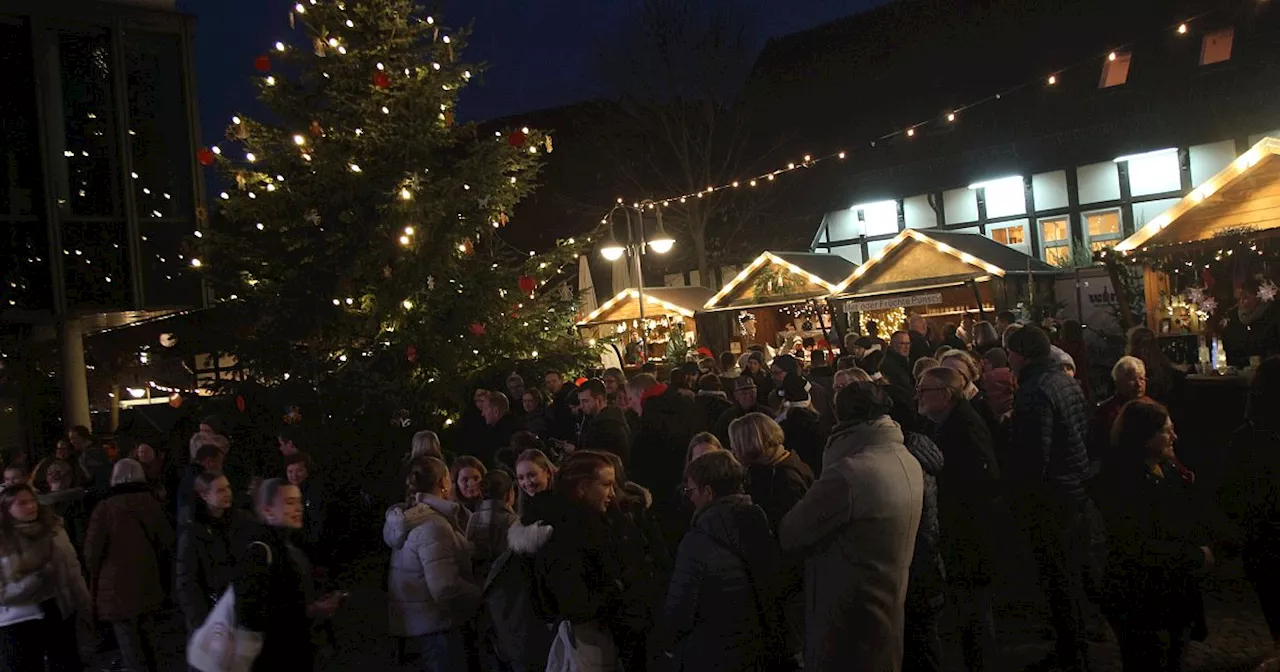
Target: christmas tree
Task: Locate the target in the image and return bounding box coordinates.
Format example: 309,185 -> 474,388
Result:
197,0 -> 587,425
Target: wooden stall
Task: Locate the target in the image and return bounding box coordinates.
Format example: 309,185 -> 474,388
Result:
701,251 -> 857,356
832,229 -> 1058,333
576,286 -> 714,365
1113,136 -> 1280,367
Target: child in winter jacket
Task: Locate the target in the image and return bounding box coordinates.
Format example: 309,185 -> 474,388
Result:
466,471 -> 518,577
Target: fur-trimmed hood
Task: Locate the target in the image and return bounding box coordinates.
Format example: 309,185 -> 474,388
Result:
505,520 -> 554,556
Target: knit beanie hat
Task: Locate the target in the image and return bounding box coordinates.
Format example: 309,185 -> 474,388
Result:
1006,325 -> 1051,359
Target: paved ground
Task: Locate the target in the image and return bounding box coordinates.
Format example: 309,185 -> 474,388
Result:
84,549 -> 1276,672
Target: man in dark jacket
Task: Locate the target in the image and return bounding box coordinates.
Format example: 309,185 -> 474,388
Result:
544,370 -> 578,441
626,374 -> 700,538
482,392 -> 527,467
908,314 -> 934,366
713,377 -> 772,448
881,332 -> 919,431
177,443 -> 226,525
1007,325 -> 1093,672
918,366 -> 1002,671
658,450 -> 793,670
775,374 -> 827,475
573,379 -> 632,465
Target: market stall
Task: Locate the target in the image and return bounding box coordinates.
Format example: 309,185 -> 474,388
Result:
576,286 -> 714,365
1111,136 -> 1280,370
831,229 -> 1058,335
701,251 -> 857,356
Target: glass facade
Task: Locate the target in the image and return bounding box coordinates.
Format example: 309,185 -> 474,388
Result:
0,9 -> 203,315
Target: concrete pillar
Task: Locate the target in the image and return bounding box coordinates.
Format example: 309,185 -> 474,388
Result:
58,318 -> 91,430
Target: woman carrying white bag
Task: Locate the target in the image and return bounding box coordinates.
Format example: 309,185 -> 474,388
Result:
189,479 -> 343,672
529,453 -> 627,672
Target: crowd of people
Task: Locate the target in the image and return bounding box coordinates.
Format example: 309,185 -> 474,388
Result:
1,310 -> 1278,672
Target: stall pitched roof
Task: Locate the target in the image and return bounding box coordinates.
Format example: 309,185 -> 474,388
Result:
704,251 -> 857,311
834,229 -> 1054,297
577,286 -> 714,325
1116,137 -> 1280,254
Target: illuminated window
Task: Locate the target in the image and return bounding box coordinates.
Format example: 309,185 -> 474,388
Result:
990,225 -> 1025,246
1045,245 -> 1073,266
1087,211 -> 1121,237
1040,217 -> 1071,265
1084,209 -> 1123,251
1200,28 -> 1234,66
1099,52 -> 1131,88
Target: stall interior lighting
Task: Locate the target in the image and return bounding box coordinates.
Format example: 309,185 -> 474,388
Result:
1115,137 -> 1278,253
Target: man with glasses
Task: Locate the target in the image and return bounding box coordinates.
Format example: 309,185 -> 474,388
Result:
917,367 -> 1002,672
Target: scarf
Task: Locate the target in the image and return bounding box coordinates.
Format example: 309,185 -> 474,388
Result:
2,518 -> 56,584
776,399 -> 813,423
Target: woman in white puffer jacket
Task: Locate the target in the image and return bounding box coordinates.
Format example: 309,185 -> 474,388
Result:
384,457 -> 480,672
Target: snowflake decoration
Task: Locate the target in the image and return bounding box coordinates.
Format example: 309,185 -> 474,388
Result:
1201,297 -> 1218,314
1259,279 -> 1278,303
427,276 -> 435,290
1185,286 -> 1205,305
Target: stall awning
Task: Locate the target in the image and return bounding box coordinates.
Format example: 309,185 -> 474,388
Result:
1116,137 -> 1280,255
577,286 -> 714,325
834,229 -> 1056,298
703,251 -> 857,312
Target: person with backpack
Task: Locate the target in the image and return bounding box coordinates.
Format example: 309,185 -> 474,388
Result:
466,471 -> 519,578
657,450 -> 795,670
384,457 -> 480,671
479,495 -> 558,672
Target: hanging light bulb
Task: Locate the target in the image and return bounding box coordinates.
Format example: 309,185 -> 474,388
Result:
400,188 -> 412,200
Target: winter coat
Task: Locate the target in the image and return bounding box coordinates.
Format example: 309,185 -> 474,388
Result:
1222,301 -> 1280,367
903,432 -> 946,611
175,501 -> 246,630
0,521 -> 90,628
297,478 -> 327,552
908,330 -> 933,367
467,499 -> 518,577
658,494 -> 784,671
777,404 -> 827,475
1096,457 -> 1207,626
1089,394 -> 1130,463
83,482 -> 174,621
37,487 -> 89,553
779,416 -> 923,672
879,350 -> 920,432
577,405 -> 633,466
523,408 -> 553,440
549,383 -> 580,442
481,414 -> 527,468
932,398 -> 1002,587
384,494 -> 480,637
175,462 -> 203,525
745,451 -> 814,535
235,523 -> 315,672
694,392 -> 732,436
1008,358 -> 1092,515
529,493 -> 624,626
630,386 -> 701,503
481,520 -> 556,671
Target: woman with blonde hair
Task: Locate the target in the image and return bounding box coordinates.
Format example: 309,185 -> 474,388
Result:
728,413 -> 813,533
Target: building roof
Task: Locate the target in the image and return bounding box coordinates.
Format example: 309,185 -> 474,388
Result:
704,251 -> 857,311
577,286 -> 714,325
1116,137 -> 1280,255
834,229 -> 1055,298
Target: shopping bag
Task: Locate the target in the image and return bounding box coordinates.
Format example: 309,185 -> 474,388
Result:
545,620 -> 618,672
186,586 -> 264,672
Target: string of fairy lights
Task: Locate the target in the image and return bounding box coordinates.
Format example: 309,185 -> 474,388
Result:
615,6 -> 1231,212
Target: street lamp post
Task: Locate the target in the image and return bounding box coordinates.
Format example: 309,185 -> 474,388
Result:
599,202 -> 675,362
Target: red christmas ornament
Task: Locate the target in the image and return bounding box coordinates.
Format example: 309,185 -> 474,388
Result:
235,395 -> 247,413
469,322 -> 486,336
406,345 -> 418,363
507,130 -> 526,147
518,275 -> 537,294
254,55 -> 271,73
197,148 -> 216,166
373,71 -> 391,89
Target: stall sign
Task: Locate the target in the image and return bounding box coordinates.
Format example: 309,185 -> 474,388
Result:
845,292 -> 943,313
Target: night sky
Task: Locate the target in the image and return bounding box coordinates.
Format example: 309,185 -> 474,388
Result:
177,0 -> 886,146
